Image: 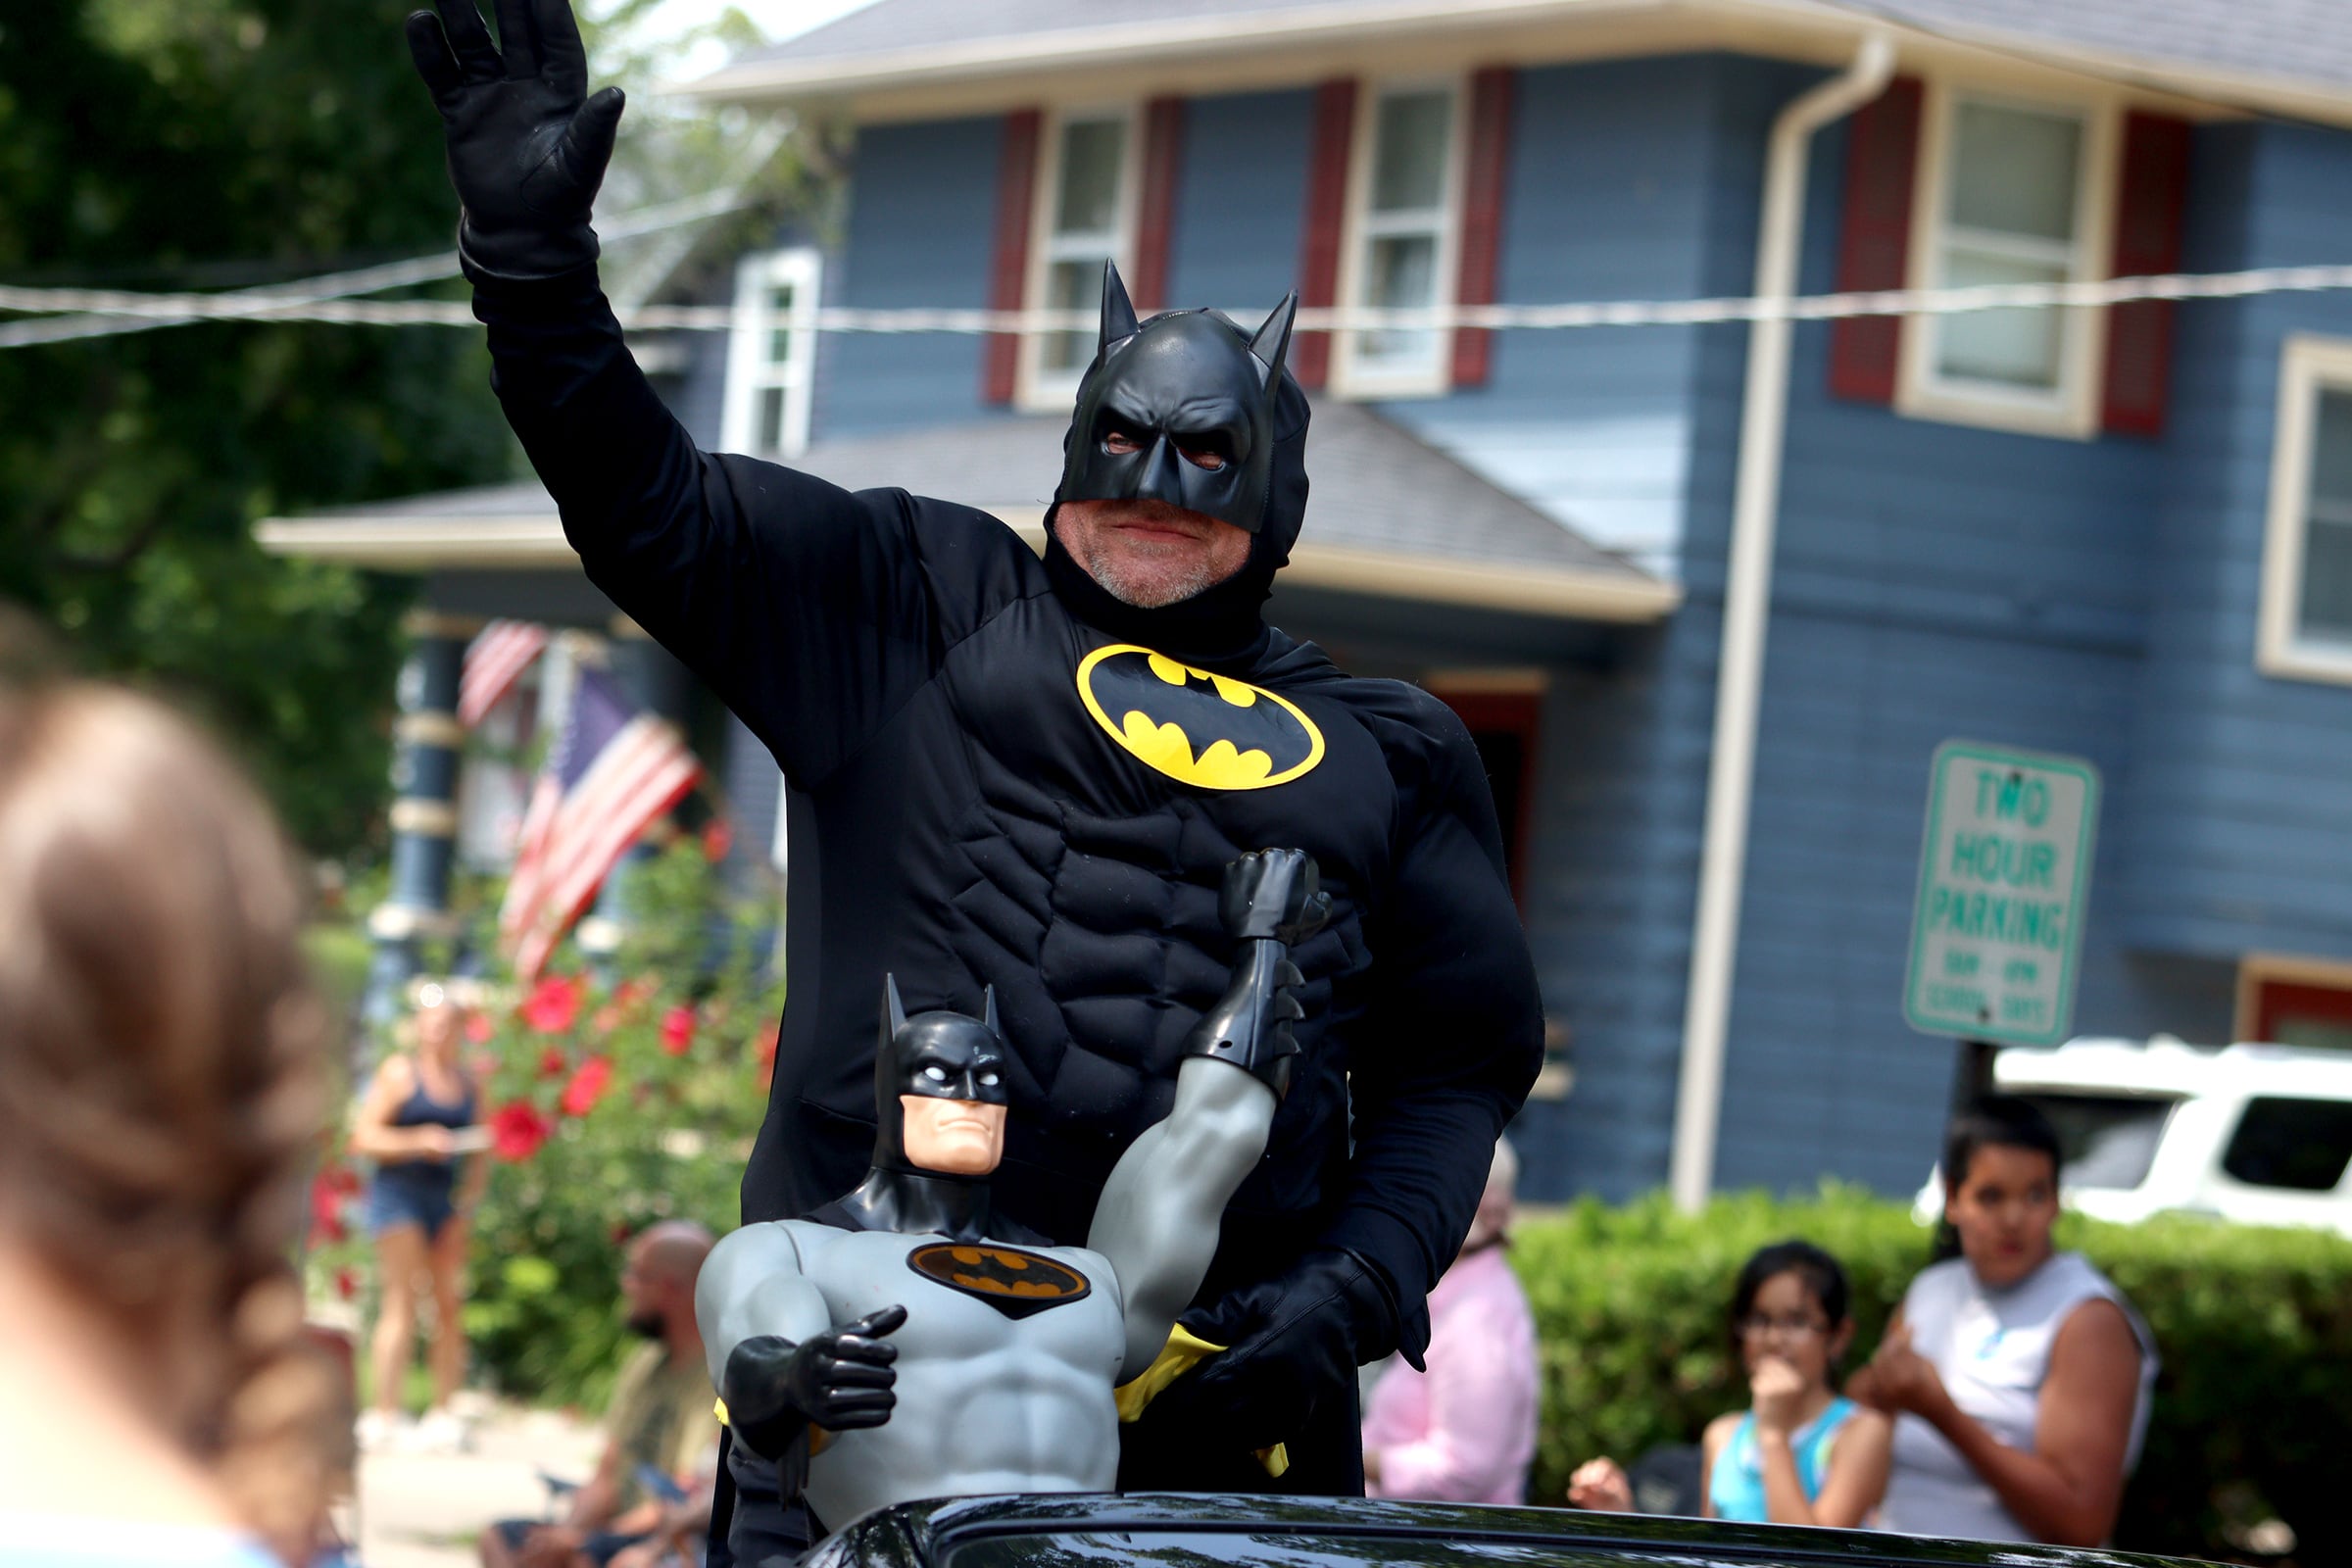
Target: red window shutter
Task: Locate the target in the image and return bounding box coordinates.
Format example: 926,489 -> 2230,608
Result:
1451,67 -> 1514,388
1131,97 -> 1185,313
2102,112 -> 2192,437
982,108 -> 1042,406
1829,75 -> 1924,405
1430,687 -> 1541,906
1294,77 -> 1359,390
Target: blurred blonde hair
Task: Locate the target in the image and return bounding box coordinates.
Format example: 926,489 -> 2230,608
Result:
0,681 -> 336,1560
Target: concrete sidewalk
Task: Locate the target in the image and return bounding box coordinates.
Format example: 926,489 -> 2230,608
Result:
354,1404 -> 604,1568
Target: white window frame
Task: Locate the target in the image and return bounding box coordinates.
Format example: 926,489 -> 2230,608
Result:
1895,81 -> 2121,441
1016,104 -> 1142,415
720,247 -> 823,460
1330,76 -> 1468,401
2257,334 -> 2352,686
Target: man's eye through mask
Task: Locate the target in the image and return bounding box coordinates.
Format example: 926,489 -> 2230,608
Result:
1057,262 -> 1298,535
1102,421 -> 1231,472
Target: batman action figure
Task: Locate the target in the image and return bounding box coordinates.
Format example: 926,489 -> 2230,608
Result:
698,850 -> 1327,1540
406,1 -> 1542,1558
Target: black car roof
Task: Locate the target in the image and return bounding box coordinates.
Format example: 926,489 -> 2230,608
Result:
825,1493 -> 2213,1568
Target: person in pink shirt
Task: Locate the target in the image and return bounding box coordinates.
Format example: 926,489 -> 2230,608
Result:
1361,1139 -> 1538,1503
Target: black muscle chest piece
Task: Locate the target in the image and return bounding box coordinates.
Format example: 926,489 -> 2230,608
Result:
906,1242 -> 1093,1319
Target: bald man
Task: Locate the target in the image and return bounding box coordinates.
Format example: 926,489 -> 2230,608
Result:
485,1222 -> 718,1568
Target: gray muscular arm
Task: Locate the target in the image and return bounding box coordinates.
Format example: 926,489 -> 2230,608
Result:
1090,1055 -> 1278,1379
695,1223 -> 833,1391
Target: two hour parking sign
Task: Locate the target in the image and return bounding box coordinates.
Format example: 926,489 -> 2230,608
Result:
1904,741 -> 2100,1048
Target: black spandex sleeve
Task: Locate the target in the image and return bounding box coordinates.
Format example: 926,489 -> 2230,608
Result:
470,265 -> 974,785
1321,697 -> 1544,1360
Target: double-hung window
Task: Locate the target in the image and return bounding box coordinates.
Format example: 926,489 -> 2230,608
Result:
1333,80 -> 1463,398
721,248 -> 822,459
1900,87 -> 2117,437
1021,108 -> 1137,409
2259,336 -> 2352,683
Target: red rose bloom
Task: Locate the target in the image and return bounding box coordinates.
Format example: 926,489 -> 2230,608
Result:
660,1005 -> 696,1056
309,1172 -> 348,1245
519,974 -> 583,1034
335,1267 -> 359,1301
538,1046 -> 568,1079
490,1101 -> 554,1161
560,1054 -> 614,1117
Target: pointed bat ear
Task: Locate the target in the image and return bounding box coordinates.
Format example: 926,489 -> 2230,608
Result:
1100,261 -> 1141,352
981,984 -> 1000,1037
884,973 -> 907,1041
1250,292 -> 1298,387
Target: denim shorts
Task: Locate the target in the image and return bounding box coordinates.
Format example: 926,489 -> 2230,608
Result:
366,1168 -> 458,1243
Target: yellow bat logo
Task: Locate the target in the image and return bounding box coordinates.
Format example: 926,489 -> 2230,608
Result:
906,1242 -> 1094,1319
1076,645 -> 1325,790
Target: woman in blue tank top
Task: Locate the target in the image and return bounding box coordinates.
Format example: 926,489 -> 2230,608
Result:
1569,1241 -> 1891,1527
348,980 -> 485,1450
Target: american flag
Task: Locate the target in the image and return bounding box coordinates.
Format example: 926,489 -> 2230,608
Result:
459,619 -> 550,729
500,664 -> 703,981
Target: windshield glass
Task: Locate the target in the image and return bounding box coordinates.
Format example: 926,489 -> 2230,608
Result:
2019,1092 -> 2180,1191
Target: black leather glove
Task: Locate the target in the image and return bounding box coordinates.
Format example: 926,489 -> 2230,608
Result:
1154,1249 -> 1404,1452
1222,847 -> 1333,945
404,0 -> 623,280
719,1304 -> 905,1462
1183,851 -> 1331,1096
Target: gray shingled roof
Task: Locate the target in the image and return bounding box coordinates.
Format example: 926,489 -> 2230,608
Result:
1840,0 -> 2352,96
294,398 -> 1651,581
715,0 -> 2352,104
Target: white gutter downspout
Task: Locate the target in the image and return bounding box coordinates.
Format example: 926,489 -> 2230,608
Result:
1669,33 -> 1895,1213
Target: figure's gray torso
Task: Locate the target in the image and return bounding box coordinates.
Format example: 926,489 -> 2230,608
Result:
780,1221 -> 1128,1526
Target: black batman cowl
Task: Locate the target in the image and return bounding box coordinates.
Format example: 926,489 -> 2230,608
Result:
1045,266 -> 1313,666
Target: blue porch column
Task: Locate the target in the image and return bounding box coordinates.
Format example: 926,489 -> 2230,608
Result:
576,616 -> 696,961
364,610 -> 476,1030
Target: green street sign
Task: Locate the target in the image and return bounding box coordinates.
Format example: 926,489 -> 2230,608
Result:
1904,740 -> 2100,1047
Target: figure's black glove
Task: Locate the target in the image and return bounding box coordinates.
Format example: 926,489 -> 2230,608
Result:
1155,1248 -> 1404,1452
719,1304 -> 905,1462
1222,846 -> 1332,944
1184,850 -> 1331,1096
404,0 -> 623,280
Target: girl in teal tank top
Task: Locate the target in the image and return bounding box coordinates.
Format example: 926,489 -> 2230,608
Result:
1569,1241 -> 1891,1528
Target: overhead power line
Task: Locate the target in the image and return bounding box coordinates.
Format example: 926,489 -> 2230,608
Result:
0,186 -> 760,351
5,264 -> 2352,347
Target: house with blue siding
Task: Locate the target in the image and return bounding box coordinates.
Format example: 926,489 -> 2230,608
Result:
264,0 -> 2352,1203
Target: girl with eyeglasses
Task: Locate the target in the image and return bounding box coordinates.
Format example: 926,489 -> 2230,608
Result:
1568,1240 -> 1890,1526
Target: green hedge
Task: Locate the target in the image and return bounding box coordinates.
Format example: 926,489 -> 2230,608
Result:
1512,1188 -> 2352,1561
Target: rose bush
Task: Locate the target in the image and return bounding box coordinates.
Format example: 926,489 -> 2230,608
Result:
309,839 -> 784,1407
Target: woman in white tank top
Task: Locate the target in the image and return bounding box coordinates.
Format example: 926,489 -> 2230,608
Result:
1852,1098 -> 2158,1545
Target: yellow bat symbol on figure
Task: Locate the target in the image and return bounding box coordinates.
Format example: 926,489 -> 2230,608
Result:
906,1242 -> 1093,1319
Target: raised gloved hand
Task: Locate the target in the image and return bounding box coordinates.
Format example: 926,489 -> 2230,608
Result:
719,1304 -> 905,1462
1154,1248 -> 1404,1452
404,0 -> 623,280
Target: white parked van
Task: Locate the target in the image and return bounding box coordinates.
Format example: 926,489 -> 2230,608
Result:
1912,1036 -> 2352,1238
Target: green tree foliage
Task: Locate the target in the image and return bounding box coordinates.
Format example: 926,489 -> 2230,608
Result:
0,0 -> 811,855
1515,1189 -> 2352,1561
0,0 -> 519,851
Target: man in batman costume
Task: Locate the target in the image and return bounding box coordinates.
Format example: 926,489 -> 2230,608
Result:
404,0 -> 1542,1557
